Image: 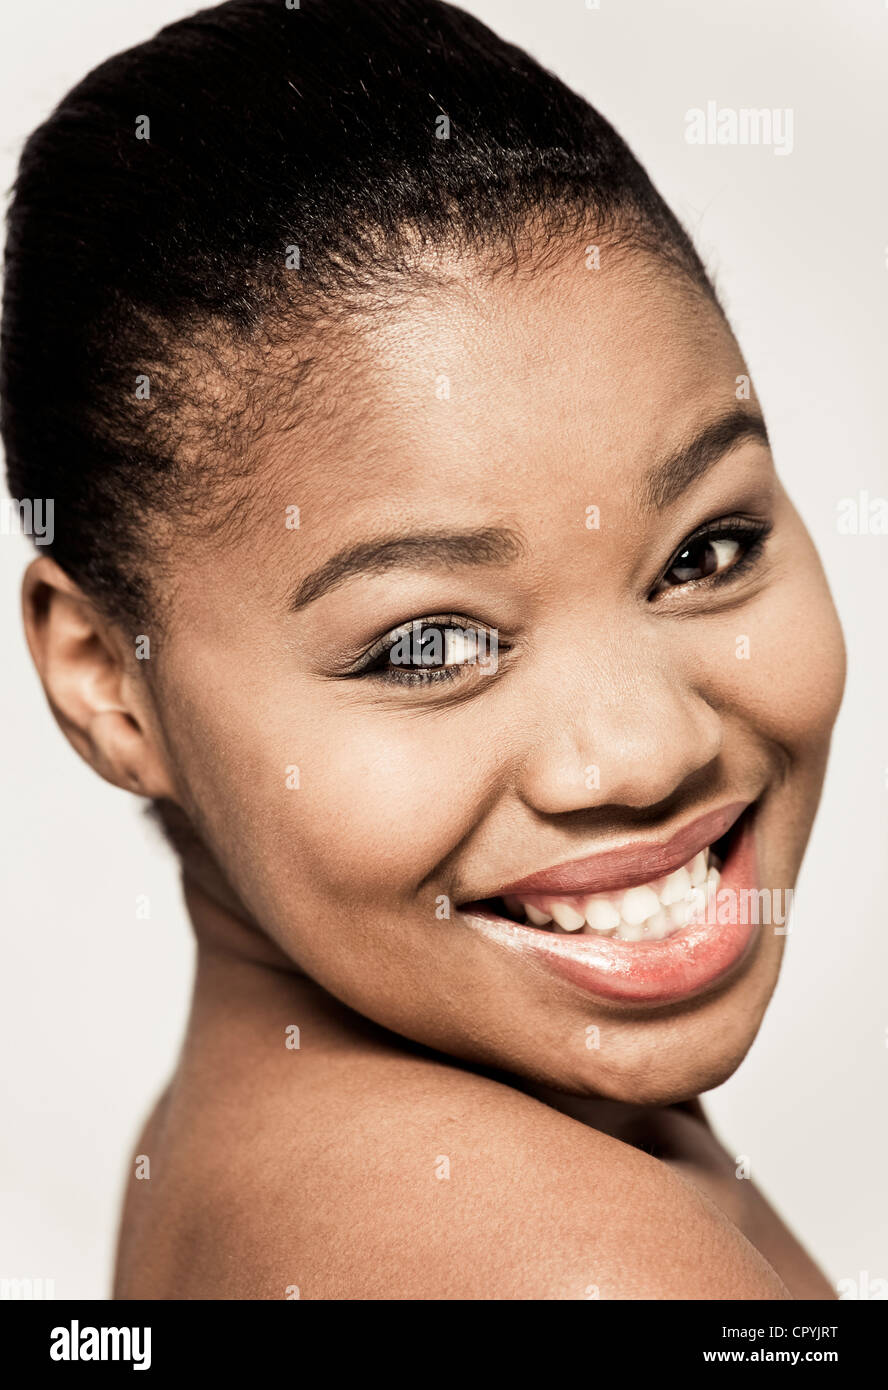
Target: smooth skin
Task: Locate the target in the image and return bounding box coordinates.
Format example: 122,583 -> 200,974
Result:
24,239 -> 845,1298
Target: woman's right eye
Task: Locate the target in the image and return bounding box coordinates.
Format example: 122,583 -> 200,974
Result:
351,617 -> 500,687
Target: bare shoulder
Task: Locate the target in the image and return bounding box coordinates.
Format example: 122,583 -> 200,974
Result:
146,1042 -> 790,1301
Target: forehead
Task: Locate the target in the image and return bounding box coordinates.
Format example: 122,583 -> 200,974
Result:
264,248 -> 738,515
166,247 -> 748,617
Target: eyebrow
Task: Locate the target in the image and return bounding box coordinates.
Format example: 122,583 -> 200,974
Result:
287,525 -> 526,613
287,408 -> 770,614
639,408 -> 770,510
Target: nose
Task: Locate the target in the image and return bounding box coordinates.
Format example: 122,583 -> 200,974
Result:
514,630 -> 724,815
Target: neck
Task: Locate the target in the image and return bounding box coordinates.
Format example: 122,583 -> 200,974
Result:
181,867 -> 299,975
177,848 -> 708,1138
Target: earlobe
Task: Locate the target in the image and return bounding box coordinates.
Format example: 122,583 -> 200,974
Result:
21,556 -> 178,800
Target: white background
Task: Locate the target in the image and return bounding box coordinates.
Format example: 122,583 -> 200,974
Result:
1,0 -> 886,1299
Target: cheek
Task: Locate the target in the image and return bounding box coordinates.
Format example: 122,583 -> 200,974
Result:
680,520 -> 844,885
285,700 -> 488,900
692,532 -> 845,762
746,545 -> 845,757
164,660 -> 498,918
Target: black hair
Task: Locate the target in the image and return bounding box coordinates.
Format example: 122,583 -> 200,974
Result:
2,0 -> 712,626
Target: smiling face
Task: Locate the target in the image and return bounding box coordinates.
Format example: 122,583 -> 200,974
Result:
142,242 -> 845,1104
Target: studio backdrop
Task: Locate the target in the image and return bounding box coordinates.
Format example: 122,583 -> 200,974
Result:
1,0 -> 885,1298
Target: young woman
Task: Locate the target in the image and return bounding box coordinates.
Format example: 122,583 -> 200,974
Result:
3,0 -> 845,1298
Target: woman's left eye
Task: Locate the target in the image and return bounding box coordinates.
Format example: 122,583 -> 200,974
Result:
654,519 -> 771,595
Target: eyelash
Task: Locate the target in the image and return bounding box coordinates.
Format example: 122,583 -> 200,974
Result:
348,616 -> 501,687
349,516 -> 773,687
653,515 -> 772,598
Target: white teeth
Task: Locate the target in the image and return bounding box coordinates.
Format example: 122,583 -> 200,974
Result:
659,865 -> 692,905
669,898 -> 694,928
551,901 -> 586,932
583,898 -> 621,933
686,885 -> 707,919
619,919 -> 645,942
525,903 -> 554,927
643,908 -> 673,941
689,851 -> 707,887
620,885 -> 661,926
509,844 -> 724,942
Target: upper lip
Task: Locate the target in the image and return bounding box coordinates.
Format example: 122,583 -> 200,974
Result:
475,800 -> 751,900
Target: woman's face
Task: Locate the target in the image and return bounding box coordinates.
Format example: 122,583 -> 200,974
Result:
146,244 -> 845,1104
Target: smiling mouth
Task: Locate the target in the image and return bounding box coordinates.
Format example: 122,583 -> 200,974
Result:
462,823 -> 739,944
458,806 -> 760,1004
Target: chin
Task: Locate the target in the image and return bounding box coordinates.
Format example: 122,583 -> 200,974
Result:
531,999 -> 771,1108
579,1050 -> 752,1108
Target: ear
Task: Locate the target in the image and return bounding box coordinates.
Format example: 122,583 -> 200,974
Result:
22,556 -> 179,800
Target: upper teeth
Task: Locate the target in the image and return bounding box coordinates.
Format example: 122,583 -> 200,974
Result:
505,848 -> 721,942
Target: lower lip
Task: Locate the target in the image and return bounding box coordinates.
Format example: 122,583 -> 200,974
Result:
462,811 -> 760,1006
